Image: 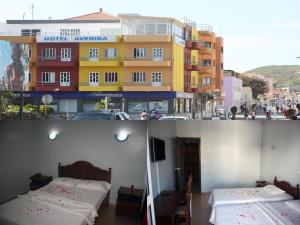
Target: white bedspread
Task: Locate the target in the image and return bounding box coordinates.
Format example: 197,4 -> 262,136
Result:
215,201 -> 300,225
39,182 -> 108,209
209,187 -> 293,224
0,180 -> 111,225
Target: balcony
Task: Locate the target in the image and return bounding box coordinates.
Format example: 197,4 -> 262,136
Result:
123,57 -> 171,67
36,58 -> 78,67
185,40 -> 203,50
191,84 -> 202,93
123,82 -> 171,91
80,57 -> 121,67
184,61 -> 193,71
201,66 -> 213,74
199,47 -> 213,54
123,35 -> 172,43
79,82 -> 122,92
191,64 -> 202,71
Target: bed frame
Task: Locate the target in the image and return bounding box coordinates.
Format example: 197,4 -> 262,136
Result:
274,177 -> 299,200
58,161 -> 112,207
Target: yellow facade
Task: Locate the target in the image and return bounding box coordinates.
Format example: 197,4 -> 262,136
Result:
172,42 -> 184,92
79,42 -> 123,91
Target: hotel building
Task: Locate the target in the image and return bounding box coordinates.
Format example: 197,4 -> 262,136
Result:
0,10 -> 224,118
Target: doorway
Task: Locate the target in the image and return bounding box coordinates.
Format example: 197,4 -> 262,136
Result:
175,137 -> 201,192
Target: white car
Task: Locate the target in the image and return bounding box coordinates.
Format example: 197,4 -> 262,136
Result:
158,116 -> 189,120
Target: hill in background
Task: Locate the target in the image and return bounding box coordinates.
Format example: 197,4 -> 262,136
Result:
245,65 -> 300,91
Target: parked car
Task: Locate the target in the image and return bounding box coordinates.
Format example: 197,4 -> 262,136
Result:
71,112 -> 129,120
158,116 -> 189,120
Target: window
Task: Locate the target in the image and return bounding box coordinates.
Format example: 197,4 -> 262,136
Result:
28,73 -> 31,82
60,29 -> 80,36
29,48 -> 32,58
152,72 -> 162,86
42,72 -> 55,83
157,24 -> 168,35
152,48 -> 163,61
21,29 -> 40,36
145,24 -> 156,34
202,59 -> 211,67
134,48 -> 147,59
202,78 -> 211,85
21,29 -> 31,36
31,29 -> 41,36
42,48 -> 56,60
61,48 -> 71,61
60,72 -> 70,86
104,48 -> 118,59
204,42 -> 212,48
133,72 -> 146,83
105,72 -> 118,83
89,48 -> 99,61
89,72 -> 99,86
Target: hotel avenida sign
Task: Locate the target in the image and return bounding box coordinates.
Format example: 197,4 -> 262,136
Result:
36,36 -> 117,43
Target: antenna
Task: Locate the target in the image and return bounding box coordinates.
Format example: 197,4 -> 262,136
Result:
30,4 -> 34,20
23,13 -> 26,20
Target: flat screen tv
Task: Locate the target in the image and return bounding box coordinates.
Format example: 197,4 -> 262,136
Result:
150,137 -> 166,162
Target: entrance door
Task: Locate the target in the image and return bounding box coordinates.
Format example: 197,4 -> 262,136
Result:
175,137 -> 201,192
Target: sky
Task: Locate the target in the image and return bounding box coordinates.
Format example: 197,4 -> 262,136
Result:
1,0 -> 300,72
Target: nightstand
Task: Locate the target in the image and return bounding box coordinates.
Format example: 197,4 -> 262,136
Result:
116,185 -> 144,219
256,180 -> 269,187
30,174 -> 52,191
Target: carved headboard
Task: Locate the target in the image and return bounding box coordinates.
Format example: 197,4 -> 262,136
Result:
58,161 -> 112,183
274,177 -> 299,200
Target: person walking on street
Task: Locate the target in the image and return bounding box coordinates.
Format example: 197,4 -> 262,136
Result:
266,108 -> 272,120
251,111 -> 256,120
140,110 -> 148,120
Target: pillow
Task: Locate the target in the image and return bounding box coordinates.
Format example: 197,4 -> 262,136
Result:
285,200 -> 300,213
263,184 -> 285,195
76,180 -> 111,192
51,177 -> 81,187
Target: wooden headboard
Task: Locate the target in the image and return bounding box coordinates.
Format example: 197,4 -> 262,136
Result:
274,177 -> 299,200
58,161 -> 112,183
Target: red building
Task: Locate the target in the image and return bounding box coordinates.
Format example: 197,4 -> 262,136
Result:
35,43 -> 79,91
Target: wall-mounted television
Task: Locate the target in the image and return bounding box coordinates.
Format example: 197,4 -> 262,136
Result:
150,137 -> 166,162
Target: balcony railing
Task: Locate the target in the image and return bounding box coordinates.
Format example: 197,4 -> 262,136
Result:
197,24 -> 213,32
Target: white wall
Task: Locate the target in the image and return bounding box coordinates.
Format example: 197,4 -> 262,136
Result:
260,122 -> 300,186
31,121 -> 147,203
1,23 -> 121,36
176,121 -> 263,192
148,121 -> 176,198
0,122 -> 36,202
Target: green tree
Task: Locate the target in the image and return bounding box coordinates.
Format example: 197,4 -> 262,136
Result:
241,76 -> 269,99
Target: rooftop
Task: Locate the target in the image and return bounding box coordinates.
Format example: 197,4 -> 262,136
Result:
67,9 -> 120,21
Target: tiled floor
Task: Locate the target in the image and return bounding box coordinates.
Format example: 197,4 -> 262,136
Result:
95,204 -> 140,225
191,192 -> 211,225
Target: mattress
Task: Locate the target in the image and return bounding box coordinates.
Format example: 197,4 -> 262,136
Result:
0,178 -> 111,225
214,200 -> 300,225
209,187 -> 293,224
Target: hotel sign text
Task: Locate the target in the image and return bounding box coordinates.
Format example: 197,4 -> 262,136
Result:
37,36 -> 117,43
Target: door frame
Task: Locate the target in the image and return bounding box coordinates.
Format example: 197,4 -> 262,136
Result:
175,137 -> 201,192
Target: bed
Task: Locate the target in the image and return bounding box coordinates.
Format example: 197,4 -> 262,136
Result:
209,177 -> 299,224
0,161 -> 112,225
215,199 -> 300,225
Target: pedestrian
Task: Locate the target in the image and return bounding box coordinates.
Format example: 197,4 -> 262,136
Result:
140,110 -> 148,120
244,107 -> 249,120
266,108 -> 272,120
251,111 -> 256,120
150,109 -> 159,120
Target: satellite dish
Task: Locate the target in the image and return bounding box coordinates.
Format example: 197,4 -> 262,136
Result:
41,94 -> 53,105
